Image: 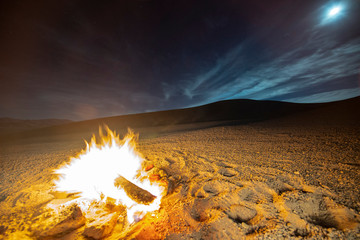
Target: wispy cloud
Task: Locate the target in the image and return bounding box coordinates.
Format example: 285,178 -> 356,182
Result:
285,88 -> 360,103
173,1 -> 360,106
178,33 -> 360,106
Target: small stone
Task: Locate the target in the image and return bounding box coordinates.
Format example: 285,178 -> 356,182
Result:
196,189 -> 207,198
294,227 -> 308,237
83,212 -> 120,239
225,205 -> 257,223
218,168 -> 237,177
35,204 -> 86,237
203,181 -> 223,195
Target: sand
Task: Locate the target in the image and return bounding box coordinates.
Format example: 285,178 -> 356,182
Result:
0,99 -> 360,239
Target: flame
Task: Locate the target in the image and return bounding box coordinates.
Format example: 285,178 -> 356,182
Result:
53,127 -> 165,223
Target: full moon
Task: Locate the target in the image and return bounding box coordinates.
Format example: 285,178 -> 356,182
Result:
328,5 -> 342,18
320,3 -> 345,25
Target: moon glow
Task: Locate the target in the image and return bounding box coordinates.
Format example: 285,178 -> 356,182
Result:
328,6 -> 342,18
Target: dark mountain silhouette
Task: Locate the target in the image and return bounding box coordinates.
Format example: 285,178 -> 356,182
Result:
1,97 -> 359,143
0,118 -> 72,135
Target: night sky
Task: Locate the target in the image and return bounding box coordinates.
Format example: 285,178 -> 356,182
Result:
1,0 -> 360,120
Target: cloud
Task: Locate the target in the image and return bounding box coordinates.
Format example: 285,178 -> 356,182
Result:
285,88 -> 360,103
179,33 -> 360,106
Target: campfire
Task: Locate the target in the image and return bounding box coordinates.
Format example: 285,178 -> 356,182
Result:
45,127 -> 166,238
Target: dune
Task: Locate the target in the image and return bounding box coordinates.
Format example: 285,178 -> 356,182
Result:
0,97 -> 359,239
0,118 -> 72,136
0,99 -> 325,144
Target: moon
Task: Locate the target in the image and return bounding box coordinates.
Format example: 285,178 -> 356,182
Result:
328,5 -> 342,18
320,3 -> 345,25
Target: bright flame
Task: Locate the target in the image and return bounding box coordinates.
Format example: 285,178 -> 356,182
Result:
53,127 -> 165,223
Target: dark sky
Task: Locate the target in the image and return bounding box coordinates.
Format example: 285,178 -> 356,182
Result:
1,0 -> 359,120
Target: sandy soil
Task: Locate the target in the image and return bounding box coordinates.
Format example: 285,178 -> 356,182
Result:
0,104 -> 360,239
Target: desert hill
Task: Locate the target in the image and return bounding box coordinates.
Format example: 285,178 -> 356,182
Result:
1,97 -> 359,143
0,118 -> 72,135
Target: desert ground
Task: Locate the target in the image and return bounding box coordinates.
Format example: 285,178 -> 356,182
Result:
0,98 -> 359,239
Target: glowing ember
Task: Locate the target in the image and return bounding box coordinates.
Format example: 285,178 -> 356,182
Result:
53,127 -> 165,223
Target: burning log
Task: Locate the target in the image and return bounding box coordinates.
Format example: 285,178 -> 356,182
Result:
114,176 -> 156,205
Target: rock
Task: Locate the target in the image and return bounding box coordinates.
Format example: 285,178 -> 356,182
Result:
203,181 -> 223,195
83,212 -> 120,239
190,198 -> 214,222
225,205 -> 257,223
195,189 -> 207,198
268,180 -> 294,194
294,227 -> 309,237
35,204 -> 85,237
202,214 -> 244,239
218,168 -> 237,177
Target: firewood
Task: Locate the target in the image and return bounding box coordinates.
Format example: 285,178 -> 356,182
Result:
114,176 -> 156,205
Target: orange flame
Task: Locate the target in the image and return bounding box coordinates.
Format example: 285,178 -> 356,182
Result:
53,126 -> 165,223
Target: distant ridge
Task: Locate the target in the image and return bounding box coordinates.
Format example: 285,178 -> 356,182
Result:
0,118 -> 72,135
45,97 -> 360,131
1,97 -> 359,142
